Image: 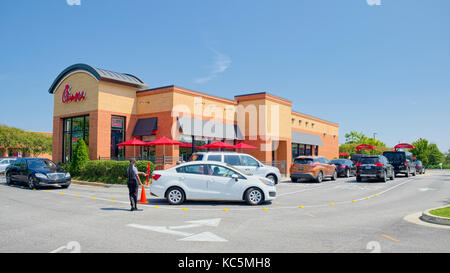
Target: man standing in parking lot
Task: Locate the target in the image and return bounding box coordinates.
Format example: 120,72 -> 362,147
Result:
127,159 -> 147,211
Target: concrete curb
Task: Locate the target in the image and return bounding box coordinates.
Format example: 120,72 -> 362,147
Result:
71,180 -> 114,188
421,206 -> 450,226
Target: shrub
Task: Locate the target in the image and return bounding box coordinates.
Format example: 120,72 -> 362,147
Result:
70,139 -> 89,176
75,160 -> 156,184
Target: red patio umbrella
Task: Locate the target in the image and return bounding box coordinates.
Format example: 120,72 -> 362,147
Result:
179,142 -> 193,148
198,141 -> 235,150
117,138 -> 148,158
232,143 -> 257,150
339,152 -> 349,157
146,137 -> 183,165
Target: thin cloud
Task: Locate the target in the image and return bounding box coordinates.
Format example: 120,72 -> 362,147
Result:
194,48 -> 231,84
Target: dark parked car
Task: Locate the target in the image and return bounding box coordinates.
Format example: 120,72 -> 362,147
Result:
415,160 -> 425,174
383,151 -> 416,177
5,158 -> 71,189
330,159 -> 356,177
356,155 -> 395,182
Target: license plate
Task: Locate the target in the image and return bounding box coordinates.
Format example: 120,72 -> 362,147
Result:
298,167 -> 303,171
364,166 -> 371,169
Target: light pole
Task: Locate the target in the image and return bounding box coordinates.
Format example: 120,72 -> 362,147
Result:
373,132 -> 377,140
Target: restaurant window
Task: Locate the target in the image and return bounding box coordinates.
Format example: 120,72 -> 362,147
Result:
62,115 -> 90,163
292,143 -> 299,158
305,145 -> 312,156
111,116 -> 126,159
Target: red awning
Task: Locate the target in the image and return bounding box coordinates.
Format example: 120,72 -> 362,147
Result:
394,143 -> 415,150
339,152 -> 349,156
356,144 -> 376,151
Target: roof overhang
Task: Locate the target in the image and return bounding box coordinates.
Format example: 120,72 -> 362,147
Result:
48,63 -> 148,94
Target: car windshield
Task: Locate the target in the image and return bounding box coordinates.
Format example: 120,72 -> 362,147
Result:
0,159 -> 7,164
294,158 -> 314,165
27,159 -> 57,169
359,157 -> 379,164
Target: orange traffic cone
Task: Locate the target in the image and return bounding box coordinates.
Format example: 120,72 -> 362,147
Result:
138,186 -> 148,204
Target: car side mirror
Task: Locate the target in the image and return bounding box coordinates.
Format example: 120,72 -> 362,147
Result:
231,174 -> 239,181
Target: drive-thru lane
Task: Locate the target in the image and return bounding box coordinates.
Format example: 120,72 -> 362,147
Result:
0,170 -> 449,252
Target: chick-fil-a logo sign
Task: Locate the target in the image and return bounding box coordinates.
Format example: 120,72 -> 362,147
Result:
62,84 -> 86,104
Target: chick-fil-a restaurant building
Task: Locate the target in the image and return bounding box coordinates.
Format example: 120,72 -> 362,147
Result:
49,64 -> 339,173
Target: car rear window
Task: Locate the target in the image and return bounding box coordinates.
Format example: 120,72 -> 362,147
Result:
383,152 -> 405,162
224,155 -> 241,165
207,155 -> 222,162
359,157 -> 379,164
294,158 -> 314,165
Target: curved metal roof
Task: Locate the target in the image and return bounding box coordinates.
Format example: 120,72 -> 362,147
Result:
48,63 -> 148,94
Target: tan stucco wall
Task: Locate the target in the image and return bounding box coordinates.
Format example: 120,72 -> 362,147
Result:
53,72 -> 99,117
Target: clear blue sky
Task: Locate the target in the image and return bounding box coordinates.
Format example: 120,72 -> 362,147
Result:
1,0 -> 449,152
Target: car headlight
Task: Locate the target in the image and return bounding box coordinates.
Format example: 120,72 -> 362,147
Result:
65,173 -> 71,178
35,173 -> 48,179
259,179 -> 274,186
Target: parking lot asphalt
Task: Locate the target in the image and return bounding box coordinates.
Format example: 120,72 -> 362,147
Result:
0,170 -> 449,253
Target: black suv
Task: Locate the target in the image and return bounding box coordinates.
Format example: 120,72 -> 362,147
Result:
356,155 -> 395,182
383,151 -> 416,177
5,158 -> 71,189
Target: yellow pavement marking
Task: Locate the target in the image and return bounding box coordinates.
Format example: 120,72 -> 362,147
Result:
263,208 -> 269,210
366,197 -> 370,199
74,194 -> 79,197
298,206 -> 304,208
154,206 -> 160,208
110,200 -> 115,203
382,234 -> 400,242
352,200 -> 357,203
92,197 -> 96,200
46,190 -> 50,193
330,203 -> 335,206
223,208 -> 229,211
59,192 -> 64,195
182,208 -> 188,211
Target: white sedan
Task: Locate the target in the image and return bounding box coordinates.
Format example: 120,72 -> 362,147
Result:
150,161 -> 277,205
0,158 -> 16,174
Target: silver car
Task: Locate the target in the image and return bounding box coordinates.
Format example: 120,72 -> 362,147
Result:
0,158 -> 16,174
190,152 -> 282,184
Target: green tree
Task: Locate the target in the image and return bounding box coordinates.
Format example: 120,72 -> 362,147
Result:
411,138 -> 429,166
70,139 -> 89,175
445,149 -> 450,165
428,144 -> 444,166
341,131 -> 391,155
0,124 -> 52,156
344,131 -> 367,144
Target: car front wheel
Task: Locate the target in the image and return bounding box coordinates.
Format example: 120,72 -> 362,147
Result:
245,187 -> 264,206
6,173 -> 13,185
266,174 -> 277,184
